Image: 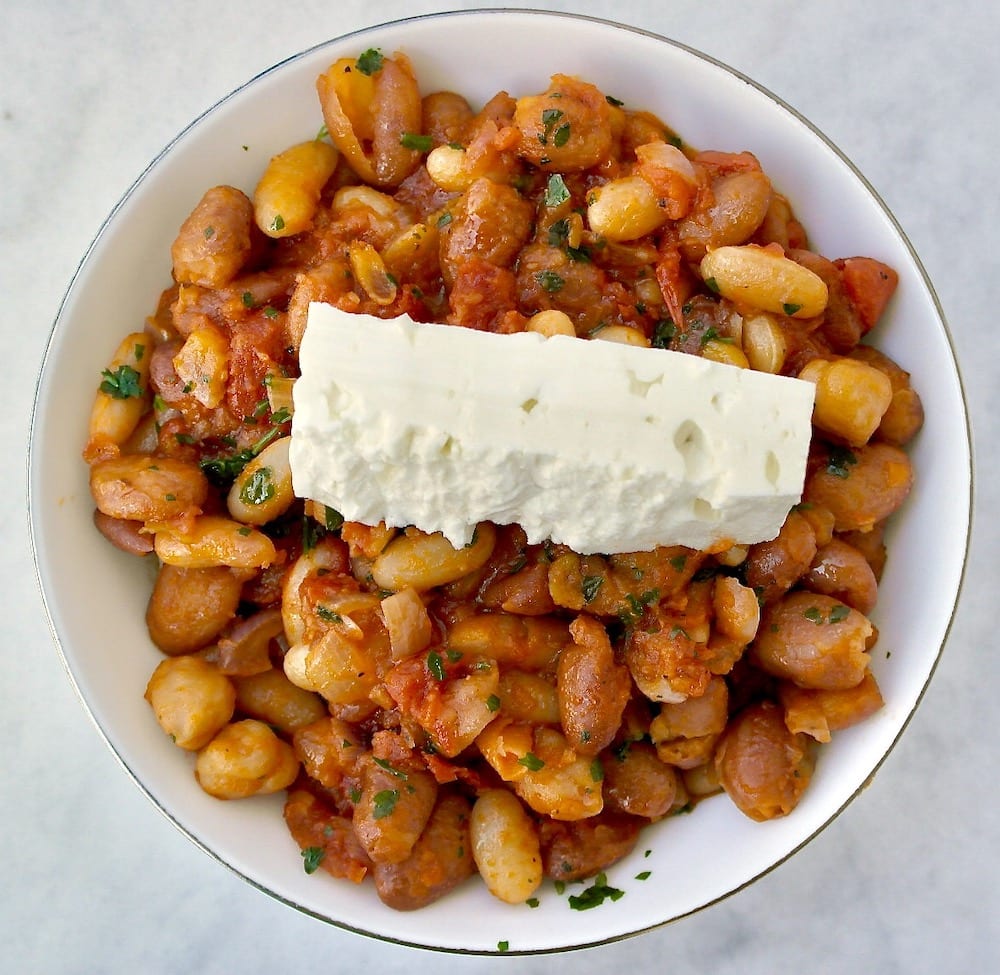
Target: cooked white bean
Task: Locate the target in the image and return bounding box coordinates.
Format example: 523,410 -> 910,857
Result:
84,332 -> 152,462
371,523 -> 497,592
587,175 -> 669,242
470,789 -> 543,903
253,139 -> 339,238
154,515 -> 277,569
227,436 -> 294,525
700,245 -> 828,318
144,656 -> 236,751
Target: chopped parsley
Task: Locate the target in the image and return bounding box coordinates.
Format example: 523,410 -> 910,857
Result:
783,302 -> 803,316
99,364 -> 142,399
826,445 -> 858,479
324,506 -> 345,531
581,574 -> 605,603
356,48 -> 384,75
427,650 -> 446,681
619,588 -> 660,627
567,873 -> 625,910
301,846 -> 325,874
315,605 -> 343,624
497,941 -> 510,953
239,466 -> 275,505
517,752 -> 545,772
269,214 -> 285,233
372,789 -> 400,819
651,319 -> 676,349
589,758 -> 604,782
538,108 -> 566,146
829,604 -> 851,624
535,270 -> 565,293
399,132 -> 433,152
486,694 -> 501,713
543,173 -> 570,207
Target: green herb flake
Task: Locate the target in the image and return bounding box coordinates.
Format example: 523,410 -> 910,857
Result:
783,302 -> 803,316
828,604 -> 851,624
427,650 -> 446,682
372,789 -> 400,820
553,122 -> 571,148
535,270 -> 565,293
826,445 -> 858,479
315,605 -> 343,624
704,276 -> 720,294
203,225 -> 215,239
547,217 -> 571,247
581,574 -> 605,603
269,214 -> 285,233
669,554 -> 688,572
635,871 -> 652,881
518,752 -> 545,772
486,693 -> 501,713
356,48 -> 384,75
497,941 -> 510,953
526,897 -> 540,908
605,94 -> 624,107
437,211 -> 453,228
99,364 -> 143,400
589,758 -> 604,782
803,606 -> 825,624
400,132 -> 433,152
651,319 -> 676,349
567,873 -> 625,911
538,107 -> 565,145
301,846 -> 325,874
240,466 -> 275,506
544,173 -> 571,207
324,506 -> 344,531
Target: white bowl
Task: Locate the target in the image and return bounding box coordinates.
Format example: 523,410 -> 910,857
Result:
29,9 -> 971,954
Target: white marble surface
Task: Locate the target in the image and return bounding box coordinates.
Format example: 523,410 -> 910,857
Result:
5,0 -> 996,971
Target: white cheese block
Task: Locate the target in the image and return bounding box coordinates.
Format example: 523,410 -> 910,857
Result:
290,303 -> 815,554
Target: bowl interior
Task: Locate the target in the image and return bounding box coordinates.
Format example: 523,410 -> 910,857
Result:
29,9 -> 971,954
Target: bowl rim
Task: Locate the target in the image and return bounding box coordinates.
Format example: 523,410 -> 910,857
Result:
27,7 -> 975,955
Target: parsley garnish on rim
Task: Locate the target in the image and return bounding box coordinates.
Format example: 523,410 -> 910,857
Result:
567,872 -> 625,910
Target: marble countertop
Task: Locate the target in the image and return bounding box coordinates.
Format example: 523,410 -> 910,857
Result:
5,1 -> 996,971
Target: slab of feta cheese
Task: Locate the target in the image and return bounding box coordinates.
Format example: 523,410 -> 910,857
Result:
290,303 -> 816,555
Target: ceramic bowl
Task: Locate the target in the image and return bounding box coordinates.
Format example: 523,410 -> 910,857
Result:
29,9 -> 971,954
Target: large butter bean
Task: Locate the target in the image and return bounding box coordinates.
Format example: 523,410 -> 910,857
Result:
154,515 -> 277,569
752,591 -> 873,690
470,789 -> 543,904
146,564 -> 243,655
370,523 -> 496,592
90,455 -> 208,523
700,244 -> 828,318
